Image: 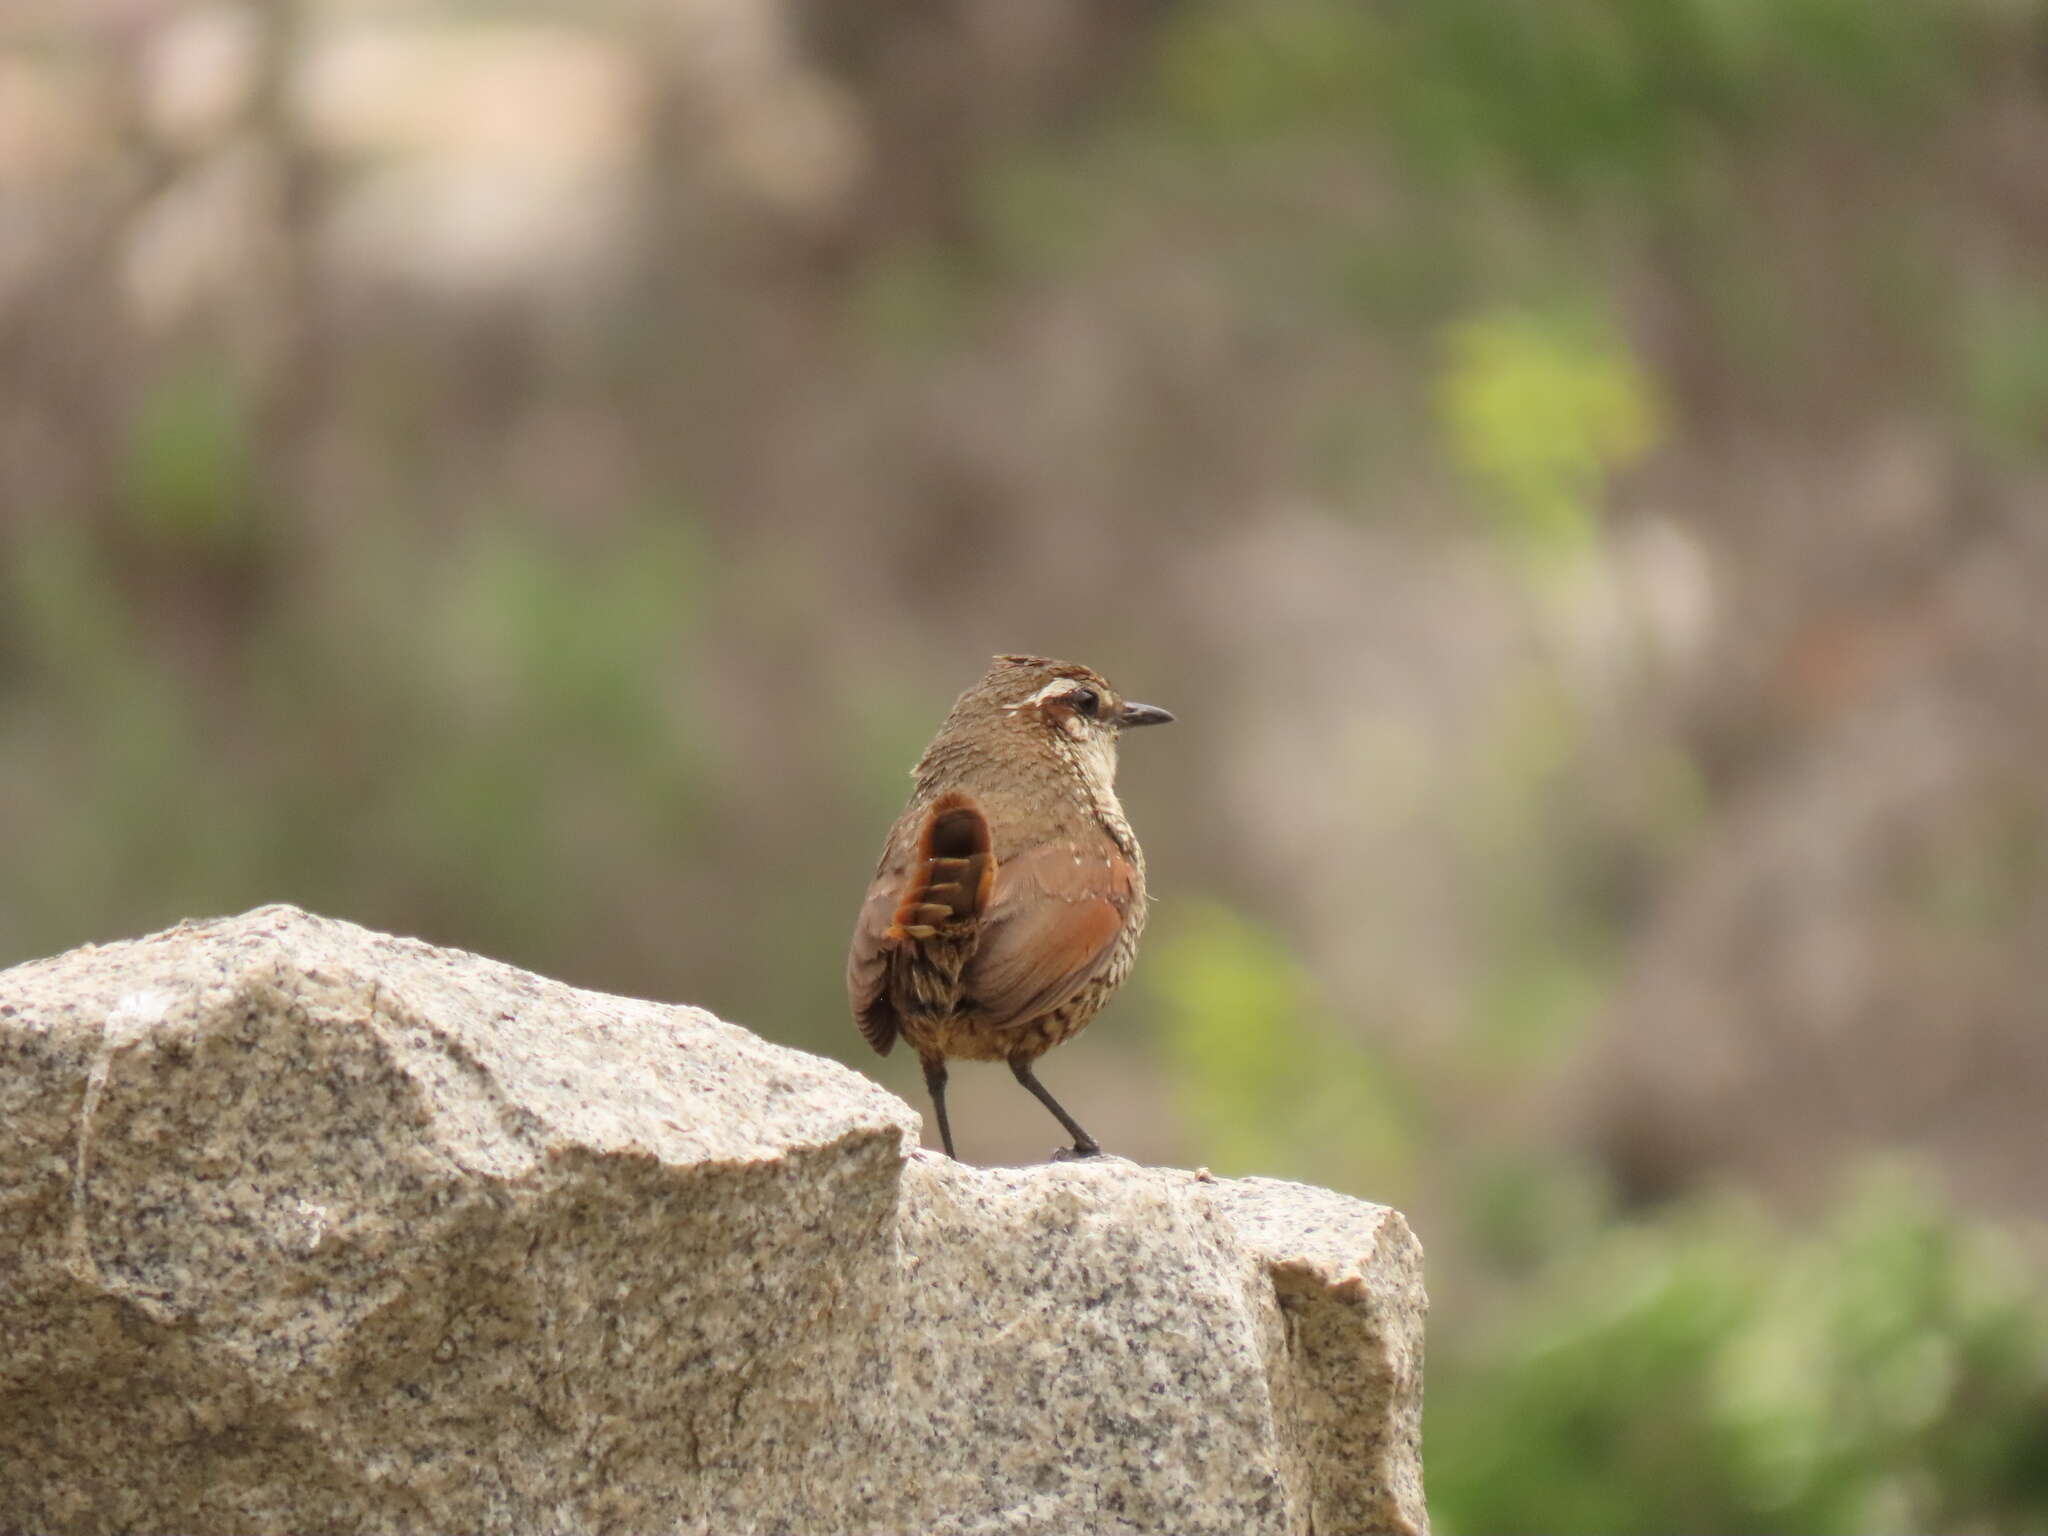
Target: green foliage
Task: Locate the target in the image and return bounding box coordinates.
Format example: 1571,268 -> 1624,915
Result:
1899,790 -> 2046,938
851,243 -> 983,355
120,354 -> 256,544
2,506 -> 713,988
1437,306 -> 1660,563
1153,1 -> 1382,145
1958,282 -> 2048,466
1461,677 -> 1598,1050
1148,902 -> 1416,1187
1156,0 -> 1961,193
1430,1175 -> 2048,1535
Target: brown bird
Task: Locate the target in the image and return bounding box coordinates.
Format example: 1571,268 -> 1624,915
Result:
847,654 -> 1173,1160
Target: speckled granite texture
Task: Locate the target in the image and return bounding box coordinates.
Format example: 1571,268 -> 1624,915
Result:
0,905 -> 1426,1535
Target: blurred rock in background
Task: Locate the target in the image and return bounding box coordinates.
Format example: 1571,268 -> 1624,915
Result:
4,3 -> 2047,1530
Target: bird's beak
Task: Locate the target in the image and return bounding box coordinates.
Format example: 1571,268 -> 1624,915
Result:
1118,700 -> 1175,728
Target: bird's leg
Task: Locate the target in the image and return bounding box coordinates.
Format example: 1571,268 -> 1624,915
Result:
1009,1055 -> 1101,1159
921,1054 -> 956,1159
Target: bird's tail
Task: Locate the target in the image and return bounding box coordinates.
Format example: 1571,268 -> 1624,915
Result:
887,792 -> 995,940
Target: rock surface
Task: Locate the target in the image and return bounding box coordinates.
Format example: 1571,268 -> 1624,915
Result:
0,906 -> 1426,1535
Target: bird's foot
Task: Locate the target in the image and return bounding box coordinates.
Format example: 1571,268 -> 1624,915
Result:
1049,1142 -> 1103,1163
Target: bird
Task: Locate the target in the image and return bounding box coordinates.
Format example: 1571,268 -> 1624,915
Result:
847,654 -> 1173,1161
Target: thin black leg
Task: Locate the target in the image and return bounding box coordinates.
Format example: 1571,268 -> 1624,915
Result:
1009,1056 -> 1101,1158
921,1055 -> 956,1158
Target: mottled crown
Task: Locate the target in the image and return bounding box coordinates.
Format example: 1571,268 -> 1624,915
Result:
985,654 -> 1113,692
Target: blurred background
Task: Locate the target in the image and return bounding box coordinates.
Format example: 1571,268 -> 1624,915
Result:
5,0 -> 2048,1528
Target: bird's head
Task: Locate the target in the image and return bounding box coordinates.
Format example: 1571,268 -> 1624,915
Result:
914,654 -> 1172,801
983,654 -> 1174,744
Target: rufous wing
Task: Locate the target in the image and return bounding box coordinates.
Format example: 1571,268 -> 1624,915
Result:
961,839 -> 1136,1033
847,792 -> 996,1055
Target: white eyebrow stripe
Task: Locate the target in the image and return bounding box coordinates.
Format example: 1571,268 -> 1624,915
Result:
1006,678 -> 1082,711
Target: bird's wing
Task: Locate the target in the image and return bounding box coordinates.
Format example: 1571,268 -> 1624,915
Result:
847,793 -> 996,1055
961,838 -> 1136,1034
847,872 -> 902,1055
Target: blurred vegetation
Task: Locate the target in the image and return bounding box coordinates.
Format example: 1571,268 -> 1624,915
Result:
4,0 -> 2047,1529
1438,307 -> 1661,566
1153,907 -> 2048,1531
1428,1174 -> 2048,1535
1152,902 -> 1418,1183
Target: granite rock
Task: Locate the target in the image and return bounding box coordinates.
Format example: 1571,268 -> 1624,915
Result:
0,906 -> 1426,1535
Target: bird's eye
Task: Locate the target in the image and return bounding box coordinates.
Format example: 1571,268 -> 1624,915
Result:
1070,687 -> 1100,717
